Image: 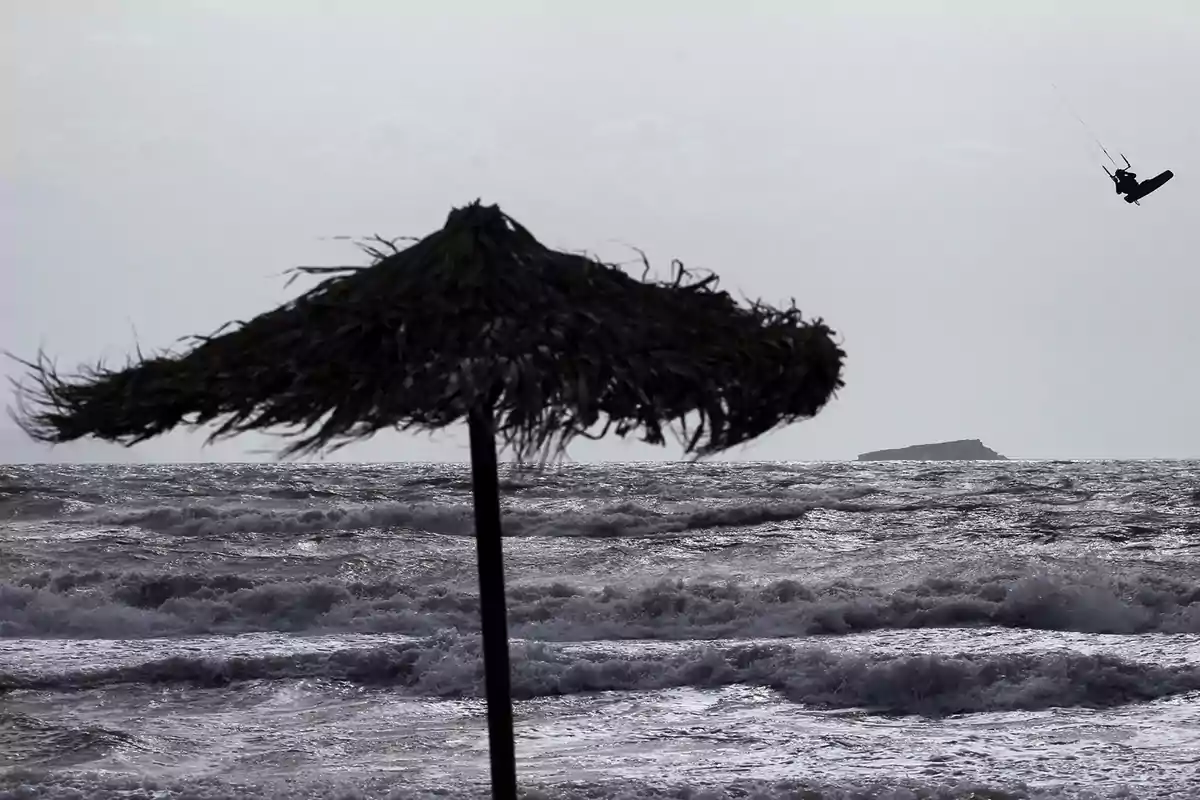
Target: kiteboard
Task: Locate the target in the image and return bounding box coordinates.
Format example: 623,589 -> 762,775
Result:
1124,170 -> 1174,203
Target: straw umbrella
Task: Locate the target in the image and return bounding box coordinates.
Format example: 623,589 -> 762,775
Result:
10,201 -> 845,798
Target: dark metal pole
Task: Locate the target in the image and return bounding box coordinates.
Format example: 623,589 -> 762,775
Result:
467,405 -> 518,799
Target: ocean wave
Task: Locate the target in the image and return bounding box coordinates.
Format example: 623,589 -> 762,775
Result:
0,478 -> 101,521
69,491 -> 878,539
1,769 -> 1174,800
0,711 -> 139,769
5,567 -> 1200,639
4,633 -> 1198,716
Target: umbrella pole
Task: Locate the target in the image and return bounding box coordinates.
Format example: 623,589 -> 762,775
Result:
467,405 -> 519,799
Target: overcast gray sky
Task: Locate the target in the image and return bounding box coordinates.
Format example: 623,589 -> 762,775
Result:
3,1 -> 1198,463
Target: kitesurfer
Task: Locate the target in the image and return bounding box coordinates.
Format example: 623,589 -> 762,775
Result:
1111,167 -> 1140,196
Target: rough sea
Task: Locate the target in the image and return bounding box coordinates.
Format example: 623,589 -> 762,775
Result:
2,460 -> 1199,800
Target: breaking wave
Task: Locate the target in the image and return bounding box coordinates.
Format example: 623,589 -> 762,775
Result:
5,633 -> 1198,716
70,490 -> 877,539
0,769 -> 1156,800
5,566 -> 1200,639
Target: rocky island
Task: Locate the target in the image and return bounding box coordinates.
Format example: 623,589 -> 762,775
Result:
857,439 -> 1006,461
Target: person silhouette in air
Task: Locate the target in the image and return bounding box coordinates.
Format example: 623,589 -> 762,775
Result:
1111,167 -> 1140,195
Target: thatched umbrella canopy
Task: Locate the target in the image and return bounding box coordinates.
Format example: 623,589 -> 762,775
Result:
9,200 -> 845,799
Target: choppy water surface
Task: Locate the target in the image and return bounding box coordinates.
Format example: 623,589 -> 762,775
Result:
2,459 -> 1200,799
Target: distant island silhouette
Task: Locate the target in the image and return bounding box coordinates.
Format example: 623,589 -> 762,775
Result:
857,439 -> 1006,461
